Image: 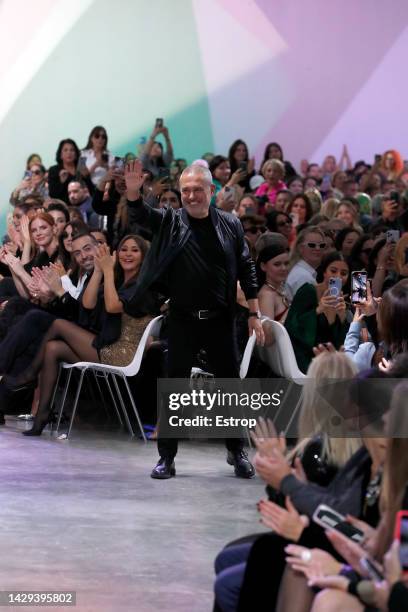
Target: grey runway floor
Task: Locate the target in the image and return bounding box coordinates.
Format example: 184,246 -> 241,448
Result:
0,419 -> 265,612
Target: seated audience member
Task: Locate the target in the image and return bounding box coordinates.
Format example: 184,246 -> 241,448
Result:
321,196 -> 340,219
4,234 -> 158,436
348,234 -> 374,272
235,194 -> 259,218
265,210 -> 294,246
158,189 -> 181,210
285,251 -> 350,372
47,203 -> 70,237
80,125 -> 114,186
255,159 -> 286,206
293,380 -> 408,612
370,193 -> 405,233
334,226 -> 362,258
274,189 -> 293,213
48,139 -> 93,204
285,193 -> 313,228
261,142 -> 296,181
68,179 -> 100,228
228,139 -> 255,191
286,226 -> 326,299
209,155 -> 245,206
214,352 -> 360,612
334,200 -> 361,229
368,238 -> 397,297
140,121 -> 174,178
256,243 -> 290,323
240,215 -> 266,259
10,163 -> 48,205
287,176 -> 304,195
90,230 -> 109,246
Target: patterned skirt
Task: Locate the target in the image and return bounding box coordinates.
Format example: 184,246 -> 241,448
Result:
99,314 -> 153,367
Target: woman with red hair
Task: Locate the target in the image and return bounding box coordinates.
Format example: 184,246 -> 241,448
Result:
380,149 -> 404,181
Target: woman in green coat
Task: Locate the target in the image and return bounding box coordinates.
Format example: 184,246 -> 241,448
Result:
285,251 -> 350,372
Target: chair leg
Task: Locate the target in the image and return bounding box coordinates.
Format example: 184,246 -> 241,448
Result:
103,372 -> 124,427
66,369 -> 86,439
92,371 -> 110,421
122,375 -> 147,443
56,369 -> 72,434
111,374 -> 134,437
283,389 -> 302,437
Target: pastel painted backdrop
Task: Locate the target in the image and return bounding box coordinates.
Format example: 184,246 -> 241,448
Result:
1,0 -> 408,232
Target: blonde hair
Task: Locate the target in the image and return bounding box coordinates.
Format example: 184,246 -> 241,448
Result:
261,158 -> 285,179
394,234 -> 408,275
334,200 -> 361,230
289,225 -> 325,269
288,352 -> 361,466
305,188 -> 322,214
321,197 -> 340,219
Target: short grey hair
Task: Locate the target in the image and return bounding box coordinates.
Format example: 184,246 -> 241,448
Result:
180,164 -> 213,186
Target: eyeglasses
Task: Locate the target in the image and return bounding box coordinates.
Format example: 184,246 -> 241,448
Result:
305,242 -> 326,249
245,226 -> 266,235
31,170 -> 43,175
277,220 -> 292,227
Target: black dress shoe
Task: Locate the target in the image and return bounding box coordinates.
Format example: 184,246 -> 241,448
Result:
227,450 -> 255,479
150,458 -> 176,479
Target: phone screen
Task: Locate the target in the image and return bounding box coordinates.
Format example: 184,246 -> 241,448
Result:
313,505 -> 364,543
155,118 -> 163,128
239,161 -> 247,172
400,518 -> 408,571
351,271 -> 367,304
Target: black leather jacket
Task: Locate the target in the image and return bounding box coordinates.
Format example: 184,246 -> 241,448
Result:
126,198 -> 258,309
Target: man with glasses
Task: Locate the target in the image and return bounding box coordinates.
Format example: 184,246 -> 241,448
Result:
125,160 -> 264,480
286,226 -> 327,300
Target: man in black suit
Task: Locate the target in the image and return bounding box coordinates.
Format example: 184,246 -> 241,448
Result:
125,160 -> 264,479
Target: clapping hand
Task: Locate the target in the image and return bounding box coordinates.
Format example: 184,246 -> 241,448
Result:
95,243 -> 116,274
259,496 -> 309,542
20,215 -> 31,245
250,417 -> 286,457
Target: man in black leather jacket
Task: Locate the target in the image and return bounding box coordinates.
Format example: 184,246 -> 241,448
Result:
125,160 -> 264,479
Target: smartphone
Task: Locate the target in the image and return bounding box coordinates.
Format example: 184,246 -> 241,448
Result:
329,277 -> 342,300
386,230 -> 400,244
23,170 -> 32,179
312,504 -> 365,543
78,156 -> 87,168
289,212 -> 300,226
155,118 -> 164,129
239,161 -> 247,173
245,206 -> 255,215
360,556 -> 384,581
374,154 -> 382,164
351,271 -> 368,304
223,186 -> 234,202
114,156 -> 124,171
158,167 -> 170,179
394,510 -> 408,575
101,153 -> 109,164
389,191 -> 400,204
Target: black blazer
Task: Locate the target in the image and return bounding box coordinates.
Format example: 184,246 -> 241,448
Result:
126,198 -> 258,310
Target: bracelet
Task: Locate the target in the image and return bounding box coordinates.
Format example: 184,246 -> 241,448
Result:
248,311 -> 261,319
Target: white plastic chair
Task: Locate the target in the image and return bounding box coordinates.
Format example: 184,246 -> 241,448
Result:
239,331 -> 257,379
256,318 -> 306,435
51,315 -> 163,440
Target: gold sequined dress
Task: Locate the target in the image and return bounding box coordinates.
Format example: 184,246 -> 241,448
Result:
99,314 -> 153,367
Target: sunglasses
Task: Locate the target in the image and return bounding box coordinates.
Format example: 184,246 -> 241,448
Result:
245,226 -> 266,235
94,133 -> 107,139
305,242 -> 326,249
31,170 -> 43,175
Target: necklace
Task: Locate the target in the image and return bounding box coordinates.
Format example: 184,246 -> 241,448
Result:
265,282 -> 290,308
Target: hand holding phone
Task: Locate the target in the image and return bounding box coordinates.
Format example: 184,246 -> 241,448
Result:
351,271 -> 368,304
313,504 -> 365,543
155,118 -> 164,129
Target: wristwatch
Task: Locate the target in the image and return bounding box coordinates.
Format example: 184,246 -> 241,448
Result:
248,311 -> 261,319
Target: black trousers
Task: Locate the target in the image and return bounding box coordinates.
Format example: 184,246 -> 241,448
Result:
158,312 -> 244,460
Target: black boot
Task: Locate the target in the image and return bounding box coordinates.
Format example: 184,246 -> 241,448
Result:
22,414 -> 49,437
227,450 -> 255,478
150,457 -> 176,479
